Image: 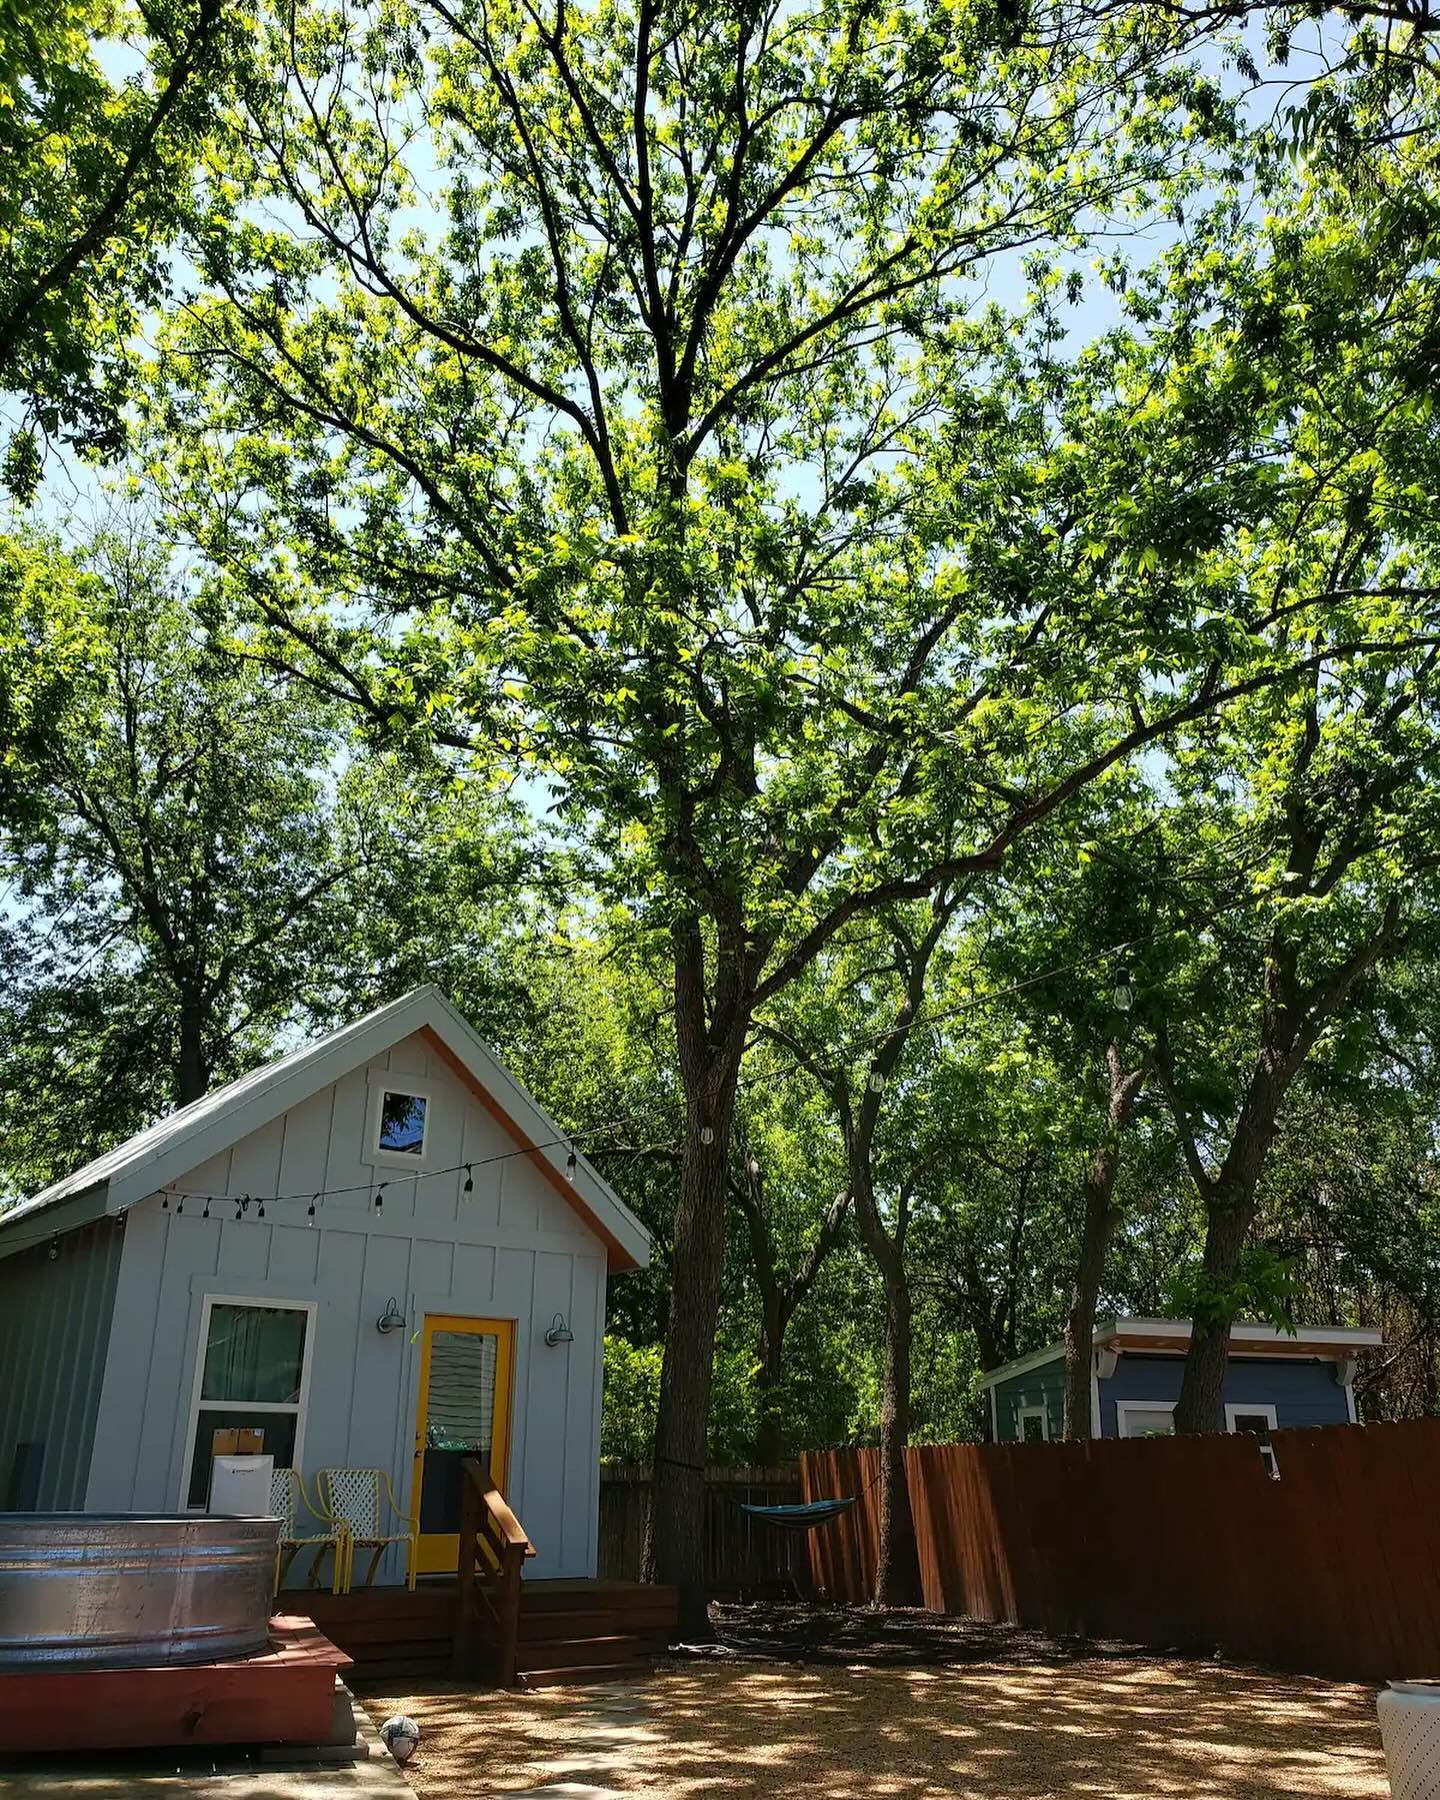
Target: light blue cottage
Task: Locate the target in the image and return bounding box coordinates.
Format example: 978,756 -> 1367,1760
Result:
0,987 -> 651,1584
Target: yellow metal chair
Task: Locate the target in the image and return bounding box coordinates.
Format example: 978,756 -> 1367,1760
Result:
269,1465 -> 349,1595
317,1467 -> 418,1591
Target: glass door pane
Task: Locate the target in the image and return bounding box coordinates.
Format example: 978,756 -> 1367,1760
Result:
419,1329 -> 498,1538
413,1317 -> 513,1573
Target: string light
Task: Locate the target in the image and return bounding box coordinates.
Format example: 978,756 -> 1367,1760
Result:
257,1199 -> 265,1218
374,1183 -> 386,1214
867,1070 -> 886,1094
0,907 -> 1300,1264
202,1198 -> 210,1220
566,1149 -> 577,1183
307,1195 -> 318,1226
48,1234 -> 59,1261
234,1197 -> 243,1221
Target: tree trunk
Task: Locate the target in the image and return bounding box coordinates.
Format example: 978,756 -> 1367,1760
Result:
1174,1191 -> 1253,1433
1061,1164 -> 1116,1442
755,1299 -> 787,1468
875,1269 -> 923,1608
1062,1052 -> 1145,1441
176,993 -> 209,1105
643,1122 -> 731,1632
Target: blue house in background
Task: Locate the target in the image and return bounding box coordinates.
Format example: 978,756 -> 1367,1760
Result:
980,1316 -> 1381,1446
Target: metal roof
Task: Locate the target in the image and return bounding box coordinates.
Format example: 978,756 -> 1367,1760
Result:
0,986 -> 651,1271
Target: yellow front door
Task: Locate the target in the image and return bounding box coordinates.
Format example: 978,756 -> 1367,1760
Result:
412,1314 -> 514,1576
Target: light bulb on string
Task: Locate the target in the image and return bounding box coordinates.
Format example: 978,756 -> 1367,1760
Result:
234,1198 -> 243,1222
162,1194 -> 170,1211
176,1197 -> 184,1216
867,1070 -> 886,1094
307,1195 -> 318,1227
257,1198 -> 266,1219
1112,964 -> 1134,1014
746,1155 -> 761,1180
463,1165 -> 474,1193
202,1198 -> 210,1220
374,1183 -> 386,1214
699,1123 -> 715,1146
566,1149 -> 577,1184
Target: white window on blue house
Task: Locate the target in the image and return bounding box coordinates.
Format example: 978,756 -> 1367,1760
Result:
183,1297 -> 315,1507
1117,1401 -> 1175,1438
1017,1405 -> 1049,1443
1226,1403 -> 1280,1478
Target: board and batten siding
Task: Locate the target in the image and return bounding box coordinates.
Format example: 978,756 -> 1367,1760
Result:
0,1218 -> 123,1509
84,1031 -> 607,1581
991,1360 -> 1065,1442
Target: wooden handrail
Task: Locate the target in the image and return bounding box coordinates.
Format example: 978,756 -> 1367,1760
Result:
455,1459 -> 534,1686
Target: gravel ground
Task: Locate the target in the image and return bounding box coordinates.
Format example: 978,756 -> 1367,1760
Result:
362,1618 -> 1388,1798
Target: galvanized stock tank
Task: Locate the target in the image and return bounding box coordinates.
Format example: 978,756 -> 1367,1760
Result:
0,1513 -> 278,1669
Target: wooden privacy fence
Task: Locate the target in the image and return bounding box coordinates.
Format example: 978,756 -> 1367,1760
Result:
599,1463 -> 809,1596
802,1420 -> 1440,1682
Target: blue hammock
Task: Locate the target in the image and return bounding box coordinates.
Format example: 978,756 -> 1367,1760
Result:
739,1496 -> 856,1533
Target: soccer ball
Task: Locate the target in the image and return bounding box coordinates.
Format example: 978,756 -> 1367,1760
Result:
379,1714 -> 420,1764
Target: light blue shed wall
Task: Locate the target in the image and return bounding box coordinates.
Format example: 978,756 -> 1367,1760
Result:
991,1359 -> 1064,1441
86,1030 -> 610,1582
1099,1352 -> 1352,1436
0,1217 -> 122,1507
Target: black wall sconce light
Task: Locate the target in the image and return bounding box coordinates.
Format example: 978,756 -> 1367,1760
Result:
544,1311 -> 574,1347
376,1295 -> 407,1335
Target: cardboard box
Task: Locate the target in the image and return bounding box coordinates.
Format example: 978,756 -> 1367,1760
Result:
210,1426 -> 265,1457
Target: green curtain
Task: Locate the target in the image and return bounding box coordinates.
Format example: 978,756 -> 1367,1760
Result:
201,1304 -> 307,1403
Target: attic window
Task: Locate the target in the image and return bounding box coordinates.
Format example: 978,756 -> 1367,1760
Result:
378,1090 -> 428,1156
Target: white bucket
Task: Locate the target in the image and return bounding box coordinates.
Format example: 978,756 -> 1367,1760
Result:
1379,1682 -> 1440,1798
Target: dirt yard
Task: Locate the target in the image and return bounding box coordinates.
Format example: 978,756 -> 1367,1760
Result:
363,1642 -> 1388,1798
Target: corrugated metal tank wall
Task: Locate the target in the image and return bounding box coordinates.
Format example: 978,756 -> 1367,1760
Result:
0,1216 -> 123,1508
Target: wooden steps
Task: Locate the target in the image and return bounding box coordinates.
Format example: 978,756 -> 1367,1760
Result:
280,1585 -> 461,1684
277,1578 -> 678,1689
514,1580 -> 678,1687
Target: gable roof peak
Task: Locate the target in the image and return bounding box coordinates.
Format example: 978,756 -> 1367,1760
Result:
0,986 -> 650,1271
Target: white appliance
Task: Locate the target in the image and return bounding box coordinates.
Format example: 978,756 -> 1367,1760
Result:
208,1453 -> 275,1516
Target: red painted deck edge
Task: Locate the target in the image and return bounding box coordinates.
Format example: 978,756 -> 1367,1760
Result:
0,1615 -> 351,1752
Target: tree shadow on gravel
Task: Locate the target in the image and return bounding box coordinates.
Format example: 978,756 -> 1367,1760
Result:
705,1599 -> 1157,1669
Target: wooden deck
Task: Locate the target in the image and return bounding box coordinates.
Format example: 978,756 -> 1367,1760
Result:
0,1616 -> 349,1752
279,1577 -> 680,1688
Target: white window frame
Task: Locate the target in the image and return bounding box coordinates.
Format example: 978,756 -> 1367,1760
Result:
180,1294 -> 318,1511
1015,1404 -> 1050,1444
366,1076 -> 435,1169
1116,1400 -> 1176,1439
1224,1402 -> 1278,1434
1226,1402 -> 1280,1478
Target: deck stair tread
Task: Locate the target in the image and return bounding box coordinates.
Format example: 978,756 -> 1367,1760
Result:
277,1578 -> 677,1689
522,1662 -> 656,1689
518,1620 -> 676,1648
518,1634 -> 649,1671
